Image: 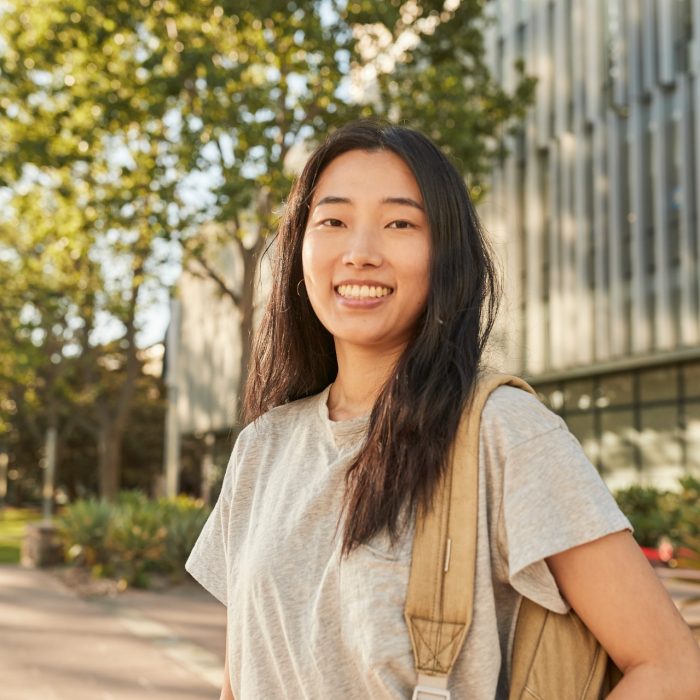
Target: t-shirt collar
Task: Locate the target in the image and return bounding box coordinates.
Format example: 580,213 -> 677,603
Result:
317,384 -> 370,450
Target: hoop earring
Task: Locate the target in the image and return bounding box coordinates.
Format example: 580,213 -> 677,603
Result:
296,279 -> 305,297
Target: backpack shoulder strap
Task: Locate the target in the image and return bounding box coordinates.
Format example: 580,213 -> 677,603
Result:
404,372 -> 537,699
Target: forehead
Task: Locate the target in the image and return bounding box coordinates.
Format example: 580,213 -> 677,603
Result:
311,149 -> 422,203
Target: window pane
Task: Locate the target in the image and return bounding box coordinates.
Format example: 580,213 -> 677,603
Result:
596,373 -> 633,408
684,362 -> 700,399
639,366 -> 678,402
600,409 -> 639,490
564,379 -> 595,412
686,400 -> 700,471
566,413 -> 598,467
535,383 -> 565,412
639,405 -> 682,489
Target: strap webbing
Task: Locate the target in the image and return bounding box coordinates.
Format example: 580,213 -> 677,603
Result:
404,373 -> 537,682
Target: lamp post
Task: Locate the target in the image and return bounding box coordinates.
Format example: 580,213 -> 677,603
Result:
164,298 -> 181,499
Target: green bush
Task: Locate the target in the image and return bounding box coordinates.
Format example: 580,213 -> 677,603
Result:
58,497 -> 113,568
615,477 -> 700,566
58,491 -> 211,588
106,495 -> 169,587
671,476 -> 700,568
157,495 -> 211,577
613,485 -> 677,548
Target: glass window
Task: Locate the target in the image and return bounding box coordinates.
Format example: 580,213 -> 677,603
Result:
639,405 -> 683,488
596,372 -> 633,408
599,409 -> 638,478
639,365 -> 678,402
686,400 -> 700,471
535,382 -> 564,412
564,378 -> 595,412
683,362 -> 700,399
566,413 -> 598,467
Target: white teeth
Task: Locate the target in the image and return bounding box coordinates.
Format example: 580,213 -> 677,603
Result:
337,284 -> 392,299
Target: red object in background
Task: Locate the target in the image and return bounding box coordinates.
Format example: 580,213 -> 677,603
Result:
642,546 -> 664,564
641,538 -> 699,568
642,537 -> 675,567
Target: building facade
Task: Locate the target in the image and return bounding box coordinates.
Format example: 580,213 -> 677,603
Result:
482,0 -> 700,489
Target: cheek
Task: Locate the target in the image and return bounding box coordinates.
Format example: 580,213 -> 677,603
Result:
404,241 -> 431,295
301,234 -> 331,320
301,233 -> 325,285
301,233 -> 312,278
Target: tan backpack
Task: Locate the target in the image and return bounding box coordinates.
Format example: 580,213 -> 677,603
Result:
404,373 -> 621,699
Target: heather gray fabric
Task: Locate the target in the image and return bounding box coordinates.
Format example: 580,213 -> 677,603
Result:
185,384 -> 631,699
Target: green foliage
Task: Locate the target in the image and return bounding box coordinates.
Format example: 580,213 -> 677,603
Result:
614,485 -> 678,548
0,0 -> 535,497
0,508 -> 43,564
156,494 -> 212,573
58,491 -> 210,587
58,497 -> 113,567
343,0 -> 537,192
615,478 -> 700,566
672,476 -> 700,569
106,492 -> 169,586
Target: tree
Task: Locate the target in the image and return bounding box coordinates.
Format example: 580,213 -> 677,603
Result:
0,185 -> 96,503
0,0 -> 363,462
132,0 -> 367,421
127,0 -> 534,423
0,0 -> 534,498
0,0 -> 184,497
0,177 -> 171,500
345,0 -> 535,190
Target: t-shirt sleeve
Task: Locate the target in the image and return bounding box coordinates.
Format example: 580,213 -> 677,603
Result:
499,424 -> 632,614
185,447 -> 237,606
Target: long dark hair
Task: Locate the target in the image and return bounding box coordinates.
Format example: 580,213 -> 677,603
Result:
244,119 -> 500,554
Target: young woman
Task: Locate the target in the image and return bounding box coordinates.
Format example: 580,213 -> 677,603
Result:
186,120 -> 700,699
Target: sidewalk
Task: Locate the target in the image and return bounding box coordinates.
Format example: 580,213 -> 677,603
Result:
0,564 -> 226,700
0,564 -> 698,700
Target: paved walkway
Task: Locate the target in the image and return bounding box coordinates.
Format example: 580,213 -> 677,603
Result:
0,564 -> 698,700
0,565 -> 226,700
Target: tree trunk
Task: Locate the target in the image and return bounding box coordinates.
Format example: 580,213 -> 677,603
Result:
97,421 -> 121,500
95,275 -> 143,500
235,236 -> 265,424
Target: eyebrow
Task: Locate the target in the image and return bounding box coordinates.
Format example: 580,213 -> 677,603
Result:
313,195 -> 425,211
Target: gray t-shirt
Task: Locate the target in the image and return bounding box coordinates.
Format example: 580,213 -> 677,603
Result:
186,384 -> 631,699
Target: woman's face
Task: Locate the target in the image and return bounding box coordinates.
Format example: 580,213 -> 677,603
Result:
302,149 -> 431,356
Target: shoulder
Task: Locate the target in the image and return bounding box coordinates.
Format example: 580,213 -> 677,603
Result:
480,384 -> 568,456
236,391 -> 324,454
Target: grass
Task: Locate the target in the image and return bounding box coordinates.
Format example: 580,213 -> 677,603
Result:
0,507 -> 43,564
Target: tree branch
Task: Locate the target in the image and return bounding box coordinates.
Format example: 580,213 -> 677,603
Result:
188,255 -> 242,308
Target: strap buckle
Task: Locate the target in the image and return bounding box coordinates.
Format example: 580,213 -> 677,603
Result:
411,685 -> 451,700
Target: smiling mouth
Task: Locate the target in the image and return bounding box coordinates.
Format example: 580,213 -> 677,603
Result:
335,284 -> 394,300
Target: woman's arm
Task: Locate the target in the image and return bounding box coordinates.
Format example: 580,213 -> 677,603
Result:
220,631 -> 235,700
547,530 -> 700,699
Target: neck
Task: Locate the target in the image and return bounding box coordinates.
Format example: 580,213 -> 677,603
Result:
327,342 -> 404,421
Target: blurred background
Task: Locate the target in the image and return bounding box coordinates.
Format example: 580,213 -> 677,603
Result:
1,0 -> 700,603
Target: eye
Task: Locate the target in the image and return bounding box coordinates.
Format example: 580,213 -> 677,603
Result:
387,220 -> 415,229
320,218 -> 344,227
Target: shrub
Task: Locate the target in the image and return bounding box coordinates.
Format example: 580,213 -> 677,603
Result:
58,498 -> 113,568
615,477 -> 700,567
671,477 -> 700,569
157,495 -> 211,578
58,491 -> 211,588
106,496 -> 169,587
613,485 -> 678,548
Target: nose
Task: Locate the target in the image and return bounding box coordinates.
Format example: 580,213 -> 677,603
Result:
341,225 -> 382,268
